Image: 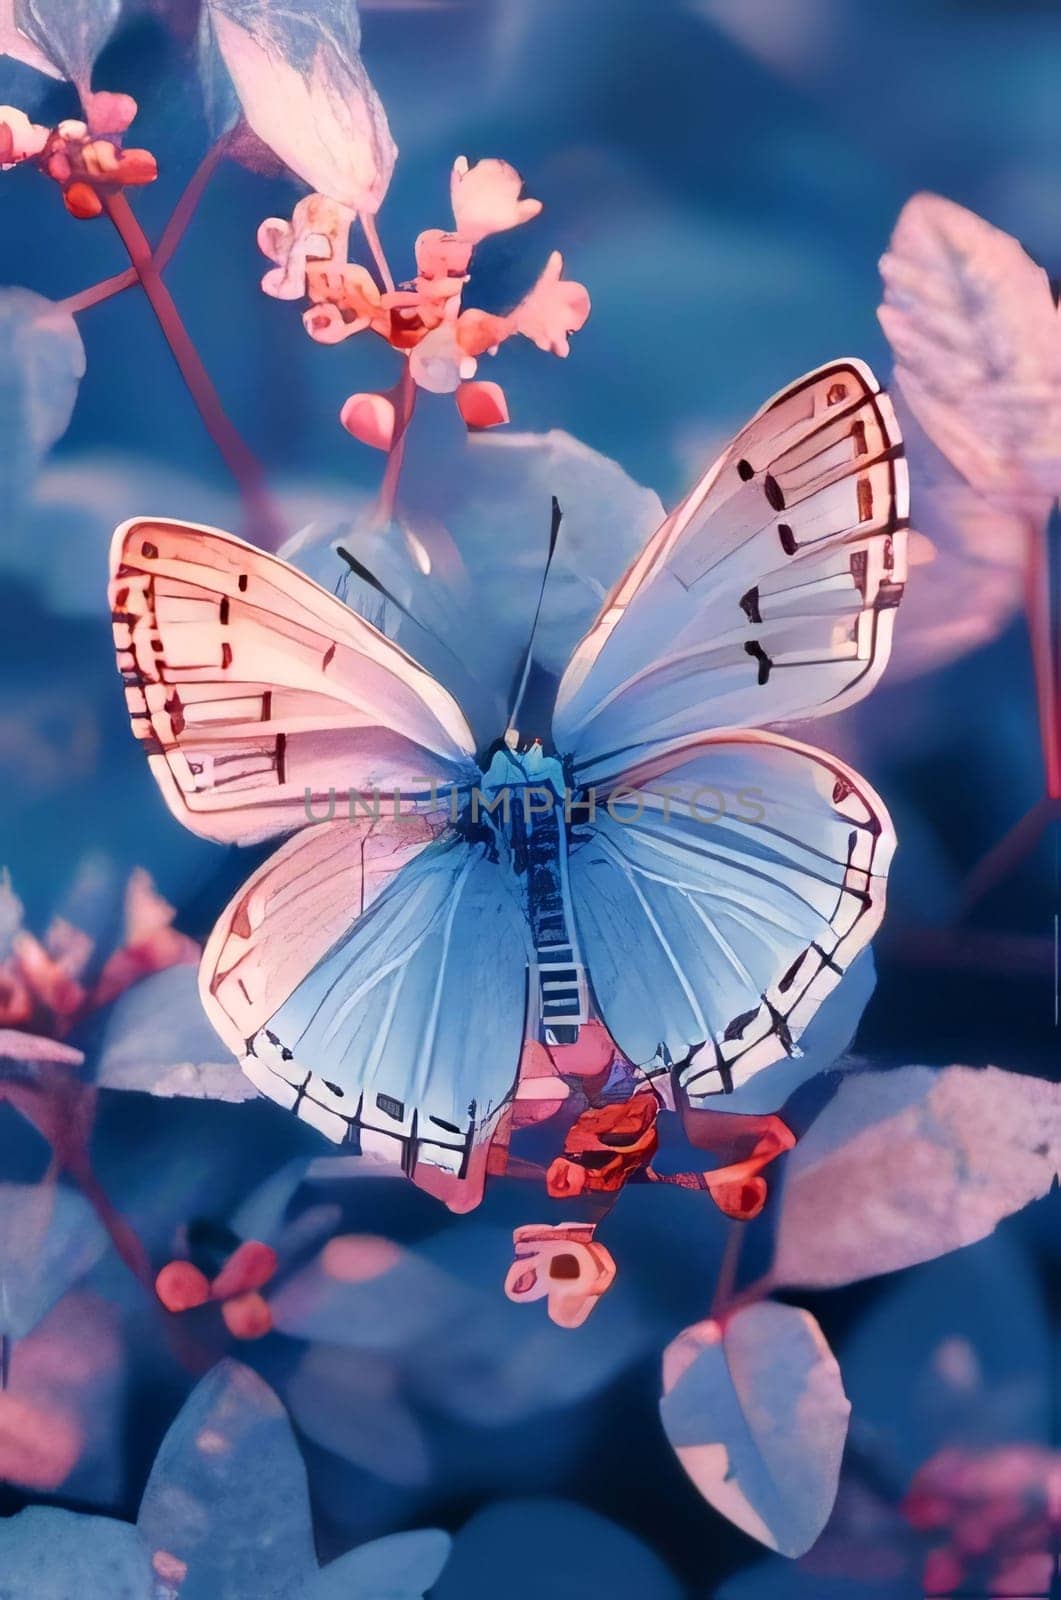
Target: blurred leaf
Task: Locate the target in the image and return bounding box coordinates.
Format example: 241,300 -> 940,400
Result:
5,1291 -> 125,1503
12,0 -> 120,85
96,966 -> 257,1102
289,420 -> 665,747
660,1302 -> 850,1556
269,1234 -> 462,1352
881,389 -> 1027,679
0,290 -> 85,523
434,1499 -> 682,1600
204,0 -> 396,211
137,1359 -> 317,1600
299,1530 -> 451,1600
285,1343 -> 431,1488
769,1065 -> 1060,1290
879,192 -> 1061,502
0,1182 -> 106,1339
0,1506 -> 153,1598
718,1553 -> 913,1600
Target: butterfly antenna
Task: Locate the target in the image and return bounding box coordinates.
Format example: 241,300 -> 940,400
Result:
335,544 -> 472,681
506,496 -> 563,734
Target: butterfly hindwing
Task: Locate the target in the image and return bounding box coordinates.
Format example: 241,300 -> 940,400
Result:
567,730 -> 894,1104
201,817 -> 534,1210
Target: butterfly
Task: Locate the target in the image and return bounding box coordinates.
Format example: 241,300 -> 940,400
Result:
110,358 -> 908,1213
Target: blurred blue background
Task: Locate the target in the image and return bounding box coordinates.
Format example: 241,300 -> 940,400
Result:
0,2 -> 1057,1594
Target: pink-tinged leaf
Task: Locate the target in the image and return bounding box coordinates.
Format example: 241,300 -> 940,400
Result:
285,1343 -> 431,1489
0,5 -> 62,76
456,379 -> 509,430
339,390 -> 395,450
512,250 -> 591,356
0,1029 -> 83,1065
660,1303 -> 850,1556
879,390 -> 1028,677
449,155 -> 542,244
12,0 -> 120,86
879,193 -> 1061,501
770,1065 -> 1060,1290
0,105 -> 48,165
208,5 -> 396,213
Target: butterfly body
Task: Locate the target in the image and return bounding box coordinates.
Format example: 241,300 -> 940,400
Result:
110,358 -> 909,1211
473,736 -> 589,1043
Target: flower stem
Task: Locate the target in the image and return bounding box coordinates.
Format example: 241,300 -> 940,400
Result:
102,191 -> 286,550
153,137 -> 227,274
58,266 -> 138,315
709,1219 -> 746,1321
1024,506 -> 1061,800
374,363 -> 417,526
360,211 -> 395,293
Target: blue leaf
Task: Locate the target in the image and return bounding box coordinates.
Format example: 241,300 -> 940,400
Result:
136,1359 -> 318,1600
434,1500 -> 683,1600
660,1302 -> 850,1556
0,1182 -> 107,1340
96,965 -> 258,1102
0,290 -> 85,522
299,1529 -> 451,1599
0,1507 -> 154,1599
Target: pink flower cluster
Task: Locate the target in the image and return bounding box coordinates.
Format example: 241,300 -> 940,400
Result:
0,92 -> 156,218
0,868 -> 197,1042
257,156 -> 591,447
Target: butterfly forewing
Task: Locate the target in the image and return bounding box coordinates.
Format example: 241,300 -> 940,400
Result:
110,517 -> 477,844
553,360 -> 908,784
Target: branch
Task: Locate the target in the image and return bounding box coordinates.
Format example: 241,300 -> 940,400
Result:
1023,509 -> 1061,800
360,211 -> 395,293
57,266 -> 138,315
103,191 -> 286,550
373,363 -> 416,526
153,137 -> 228,275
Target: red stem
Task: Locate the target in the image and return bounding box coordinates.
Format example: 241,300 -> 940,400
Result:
102,191 -> 286,550
154,137 -> 228,274
1023,510 -> 1061,800
58,266 -> 138,315
709,1219 -> 745,1321
360,211 -> 395,293
374,363 -> 417,526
